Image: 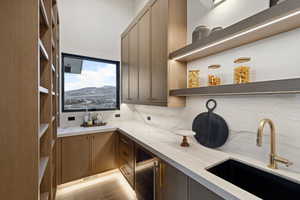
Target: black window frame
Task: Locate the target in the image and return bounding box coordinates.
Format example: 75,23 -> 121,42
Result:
61,53 -> 120,113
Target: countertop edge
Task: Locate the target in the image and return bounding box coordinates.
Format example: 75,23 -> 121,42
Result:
57,126 -> 117,137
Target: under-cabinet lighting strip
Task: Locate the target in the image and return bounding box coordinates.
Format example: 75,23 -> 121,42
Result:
173,10 -> 300,61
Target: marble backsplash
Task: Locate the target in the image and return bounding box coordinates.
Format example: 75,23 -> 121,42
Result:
126,94 -> 300,174
60,94 -> 300,174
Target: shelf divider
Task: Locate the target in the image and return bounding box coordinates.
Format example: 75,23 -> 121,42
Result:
51,64 -> 55,72
39,156 -> 49,185
39,123 -> 49,139
39,86 -> 49,94
39,39 -> 49,61
40,0 -> 50,28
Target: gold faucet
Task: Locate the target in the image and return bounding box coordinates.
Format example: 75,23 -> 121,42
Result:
257,119 -> 293,169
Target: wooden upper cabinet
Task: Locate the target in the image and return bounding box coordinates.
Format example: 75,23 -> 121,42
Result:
129,25 -> 139,101
121,0 -> 187,107
121,35 -> 130,102
61,135 -> 91,184
138,10 -> 151,103
92,132 -> 117,175
150,0 -> 168,103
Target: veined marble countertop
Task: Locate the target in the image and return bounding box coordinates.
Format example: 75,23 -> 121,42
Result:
58,121 -> 300,200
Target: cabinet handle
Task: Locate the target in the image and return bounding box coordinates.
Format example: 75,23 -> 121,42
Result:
153,160 -> 159,200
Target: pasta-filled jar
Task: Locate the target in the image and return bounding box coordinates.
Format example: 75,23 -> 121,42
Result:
208,65 -> 221,86
188,70 -> 200,88
234,57 -> 251,84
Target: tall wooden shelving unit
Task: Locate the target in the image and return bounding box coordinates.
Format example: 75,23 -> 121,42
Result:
0,0 -> 59,199
39,0 -> 60,199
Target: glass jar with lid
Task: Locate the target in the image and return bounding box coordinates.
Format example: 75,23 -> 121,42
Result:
208,64 -> 221,86
234,57 -> 251,84
188,70 -> 200,88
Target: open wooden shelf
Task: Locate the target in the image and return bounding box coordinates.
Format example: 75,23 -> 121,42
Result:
39,86 -> 49,94
40,0 -> 50,28
39,39 -> 49,61
39,156 -> 49,185
169,1 -> 300,62
39,123 -> 49,139
170,78 -> 300,97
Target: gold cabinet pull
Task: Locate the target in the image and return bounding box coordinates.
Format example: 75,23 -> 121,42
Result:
160,162 -> 164,188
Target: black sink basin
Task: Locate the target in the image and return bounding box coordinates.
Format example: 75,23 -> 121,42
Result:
207,159 -> 300,199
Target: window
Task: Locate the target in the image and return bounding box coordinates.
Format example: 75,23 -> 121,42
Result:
62,53 -> 120,112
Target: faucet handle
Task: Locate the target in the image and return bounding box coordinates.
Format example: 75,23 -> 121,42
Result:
274,156 -> 293,167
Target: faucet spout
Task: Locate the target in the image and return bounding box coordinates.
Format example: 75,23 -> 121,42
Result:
256,119 -> 292,169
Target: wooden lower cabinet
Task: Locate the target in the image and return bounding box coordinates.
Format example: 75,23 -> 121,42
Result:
58,132 -> 117,184
92,132 -> 117,175
118,133 -> 135,188
56,131 -> 224,200
61,135 -> 91,184
189,178 -> 224,200
159,161 -> 224,200
159,161 -> 188,200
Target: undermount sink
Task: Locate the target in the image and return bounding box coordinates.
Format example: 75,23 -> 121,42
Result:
207,159 -> 300,199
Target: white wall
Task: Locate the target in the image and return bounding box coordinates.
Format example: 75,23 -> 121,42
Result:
59,0 -> 134,61
126,0 -> 300,173
58,0 -> 135,126
132,0 -> 149,15
188,0 -> 269,43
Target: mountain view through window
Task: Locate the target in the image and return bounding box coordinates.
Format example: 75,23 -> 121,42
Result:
63,54 -> 119,112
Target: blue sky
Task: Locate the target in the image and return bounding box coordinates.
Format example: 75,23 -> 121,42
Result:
65,60 -> 116,91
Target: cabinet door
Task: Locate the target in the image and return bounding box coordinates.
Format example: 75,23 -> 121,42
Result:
118,133 -> 135,188
129,25 -> 139,101
61,135 -> 91,184
151,0 -> 168,103
160,161 -> 188,200
138,10 -> 151,103
121,34 -> 130,102
189,178 -> 224,200
92,132 -> 117,174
